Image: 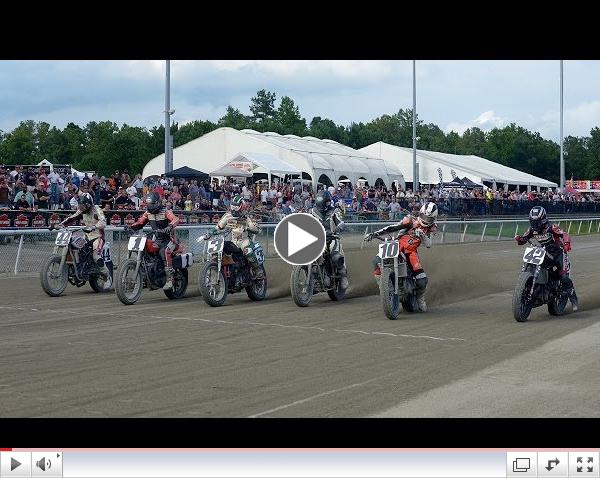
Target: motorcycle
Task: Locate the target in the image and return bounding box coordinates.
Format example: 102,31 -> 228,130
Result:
197,231 -> 267,307
115,229 -> 192,305
512,239 -> 571,322
290,233 -> 347,307
40,226 -> 114,297
362,230 -> 419,320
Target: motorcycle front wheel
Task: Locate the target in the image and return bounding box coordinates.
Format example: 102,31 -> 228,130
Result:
290,265 -> 314,307
40,254 -> 68,297
512,272 -> 534,322
246,265 -> 267,301
115,258 -> 143,305
381,268 -> 401,320
199,261 -> 227,307
164,268 -> 188,300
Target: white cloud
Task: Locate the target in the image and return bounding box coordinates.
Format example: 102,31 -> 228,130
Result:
445,110 -> 509,135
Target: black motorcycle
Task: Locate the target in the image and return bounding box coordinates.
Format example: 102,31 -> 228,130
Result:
512,239 -> 571,322
40,226 -> 114,297
198,232 -> 267,307
115,229 -> 192,305
290,233 -> 347,307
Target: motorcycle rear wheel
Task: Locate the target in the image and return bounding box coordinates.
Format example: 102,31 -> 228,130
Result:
401,295 -> 420,313
327,277 -> 346,302
381,268 -> 401,320
164,268 -> 188,300
89,262 -> 114,293
115,258 -> 143,305
291,265 -> 314,307
512,272 -> 534,322
199,261 -> 227,307
246,266 -> 267,301
547,291 -> 568,316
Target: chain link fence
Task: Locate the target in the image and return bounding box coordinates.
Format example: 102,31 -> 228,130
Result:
3,217 -> 600,276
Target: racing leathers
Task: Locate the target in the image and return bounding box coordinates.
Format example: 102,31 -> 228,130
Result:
370,215 -> 437,311
310,205 -> 348,290
515,222 -> 578,310
129,208 -> 182,289
59,205 -> 109,277
212,212 -> 264,279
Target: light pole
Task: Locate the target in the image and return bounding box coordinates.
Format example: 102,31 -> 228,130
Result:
164,60 -> 175,174
412,60 -> 419,193
560,60 -> 564,192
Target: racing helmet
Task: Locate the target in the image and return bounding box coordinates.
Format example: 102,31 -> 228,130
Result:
315,190 -> 332,214
144,192 -> 162,214
529,206 -> 548,232
417,201 -> 438,227
78,193 -> 94,213
230,194 -> 246,217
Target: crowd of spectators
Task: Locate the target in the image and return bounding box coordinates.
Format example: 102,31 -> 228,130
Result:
2,164 -> 600,221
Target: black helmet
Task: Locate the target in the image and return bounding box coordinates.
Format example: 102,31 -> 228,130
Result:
145,192 -> 162,214
315,190 -> 332,213
78,193 -> 93,213
529,206 -> 549,232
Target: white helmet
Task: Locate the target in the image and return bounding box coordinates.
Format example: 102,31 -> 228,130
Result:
418,201 -> 438,227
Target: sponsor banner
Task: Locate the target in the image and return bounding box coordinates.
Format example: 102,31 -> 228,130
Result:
110,214 -> 122,226
591,181 -> 600,190
32,214 -> 46,228
0,210 -> 236,228
15,214 -> 29,228
124,213 -> 136,226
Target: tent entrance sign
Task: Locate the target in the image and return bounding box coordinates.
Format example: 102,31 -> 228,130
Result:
210,152 -> 301,184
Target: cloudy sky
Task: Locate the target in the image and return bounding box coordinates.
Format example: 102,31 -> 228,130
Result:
1,60 -> 600,142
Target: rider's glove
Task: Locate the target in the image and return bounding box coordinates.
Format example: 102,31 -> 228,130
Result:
563,241 -> 571,252
202,233 -> 211,240
365,233 -> 374,242
515,235 -> 526,245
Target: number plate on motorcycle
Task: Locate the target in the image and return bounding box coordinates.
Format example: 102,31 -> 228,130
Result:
378,241 -> 400,259
55,230 -> 72,246
523,246 -> 545,265
254,245 -> 265,264
206,236 -> 224,254
128,236 -> 147,251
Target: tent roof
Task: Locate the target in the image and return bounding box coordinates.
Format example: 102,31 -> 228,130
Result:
229,152 -> 301,175
142,127 -> 405,188
165,166 -> 209,178
358,142 -> 557,188
209,165 -> 253,177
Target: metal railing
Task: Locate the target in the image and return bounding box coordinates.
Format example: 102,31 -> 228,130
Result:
3,217 -> 600,275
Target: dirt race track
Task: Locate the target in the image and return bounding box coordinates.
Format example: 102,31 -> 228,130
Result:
1,236 -> 599,417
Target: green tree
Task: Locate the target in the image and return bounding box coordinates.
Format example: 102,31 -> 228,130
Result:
274,96 -> 307,135
218,106 -> 251,130
249,89 -> 277,130
309,117 -> 348,143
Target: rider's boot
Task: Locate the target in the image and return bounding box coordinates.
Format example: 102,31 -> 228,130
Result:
339,265 -> 349,289
416,290 -> 427,312
373,264 -> 381,288
163,266 -> 174,290
570,289 -> 579,312
96,258 -> 110,280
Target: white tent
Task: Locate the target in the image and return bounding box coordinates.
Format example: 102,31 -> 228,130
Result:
359,142 -> 557,189
142,128 -> 405,189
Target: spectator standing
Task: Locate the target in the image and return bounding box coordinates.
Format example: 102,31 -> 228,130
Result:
34,181 -> 50,210
24,168 -> 37,192
0,177 -> 12,208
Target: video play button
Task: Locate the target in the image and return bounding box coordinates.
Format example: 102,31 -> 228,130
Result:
274,213 -> 326,265
11,458 -> 21,471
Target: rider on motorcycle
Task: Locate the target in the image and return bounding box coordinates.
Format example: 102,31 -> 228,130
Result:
310,190 -> 348,290
204,194 -> 264,279
56,192 -> 109,278
365,201 -> 438,312
515,206 -> 579,311
128,192 -> 181,290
